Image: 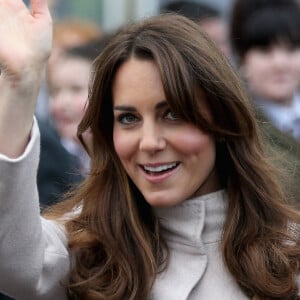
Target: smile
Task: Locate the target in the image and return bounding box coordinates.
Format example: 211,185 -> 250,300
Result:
141,162 -> 180,175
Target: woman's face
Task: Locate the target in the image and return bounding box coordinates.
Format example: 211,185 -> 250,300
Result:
112,58 -> 220,207
48,56 -> 91,141
242,43 -> 300,104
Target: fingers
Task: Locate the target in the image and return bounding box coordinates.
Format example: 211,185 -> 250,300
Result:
30,0 -> 50,17
0,0 -> 52,77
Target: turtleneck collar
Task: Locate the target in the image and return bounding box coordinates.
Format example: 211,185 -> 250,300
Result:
154,190 -> 227,249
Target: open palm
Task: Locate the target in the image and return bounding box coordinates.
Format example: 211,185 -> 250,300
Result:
0,0 -> 52,77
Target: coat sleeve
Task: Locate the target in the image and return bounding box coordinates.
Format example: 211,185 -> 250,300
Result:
0,118 -> 69,300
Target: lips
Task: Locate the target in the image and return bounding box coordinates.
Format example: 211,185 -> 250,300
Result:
141,162 -> 180,175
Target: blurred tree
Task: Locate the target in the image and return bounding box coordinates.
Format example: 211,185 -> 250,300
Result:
23,0 -> 103,24
63,0 -> 103,24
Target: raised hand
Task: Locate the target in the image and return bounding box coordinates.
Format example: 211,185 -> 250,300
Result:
0,0 -> 52,77
0,0 -> 53,158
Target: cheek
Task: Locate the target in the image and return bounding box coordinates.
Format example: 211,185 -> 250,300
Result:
74,97 -> 87,117
171,127 -> 214,156
113,129 -> 136,163
49,99 -> 59,117
243,56 -> 267,79
289,58 -> 300,76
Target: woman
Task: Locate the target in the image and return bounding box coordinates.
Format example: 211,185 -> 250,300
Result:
0,0 -> 299,299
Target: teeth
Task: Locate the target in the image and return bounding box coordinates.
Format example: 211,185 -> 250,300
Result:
144,163 -> 177,173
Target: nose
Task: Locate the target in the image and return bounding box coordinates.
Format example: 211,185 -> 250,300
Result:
52,90 -> 73,111
139,122 -> 166,153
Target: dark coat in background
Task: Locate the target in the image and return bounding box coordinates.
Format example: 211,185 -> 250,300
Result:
256,109 -> 300,209
37,120 -> 83,210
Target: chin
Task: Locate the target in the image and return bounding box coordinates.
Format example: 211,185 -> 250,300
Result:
144,194 -> 182,208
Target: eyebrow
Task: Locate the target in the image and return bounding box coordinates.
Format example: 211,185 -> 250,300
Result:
113,100 -> 168,111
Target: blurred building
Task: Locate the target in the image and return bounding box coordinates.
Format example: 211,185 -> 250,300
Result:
48,0 -> 160,31
161,0 -> 232,16
35,0 -> 232,32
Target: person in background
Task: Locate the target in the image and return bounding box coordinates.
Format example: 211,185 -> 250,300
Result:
161,0 -> 231,59
230,0 -> 300,141
47,43 -> 95,173
229,0 -> 300,208
0,1 -> 299,300
36,18 -> 102,121
37,119 -> 83,209
48,19 -> 102,72
36,19 -> 103,207
38,37 -> 109,208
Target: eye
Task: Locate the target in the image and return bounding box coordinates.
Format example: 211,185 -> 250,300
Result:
117,113 -> 139,125
256,46 -> 271,54
70,85 -> 85,93
288,45 -> 299,53
164,109 -> 180,121
49,86 -> 60,97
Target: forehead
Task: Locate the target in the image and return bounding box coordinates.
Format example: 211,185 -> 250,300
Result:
114,58 -> 160,81
112,58 -> 166,106
49,56 -> 91,77
56,55 -> 92,68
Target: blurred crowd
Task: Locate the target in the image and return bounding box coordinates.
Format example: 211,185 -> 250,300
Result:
1,0 -> 300,299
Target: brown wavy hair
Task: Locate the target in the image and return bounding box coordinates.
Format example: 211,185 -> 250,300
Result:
44,14 -> 300,299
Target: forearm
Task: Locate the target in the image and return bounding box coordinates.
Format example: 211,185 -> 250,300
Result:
0,66 -> 46,157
